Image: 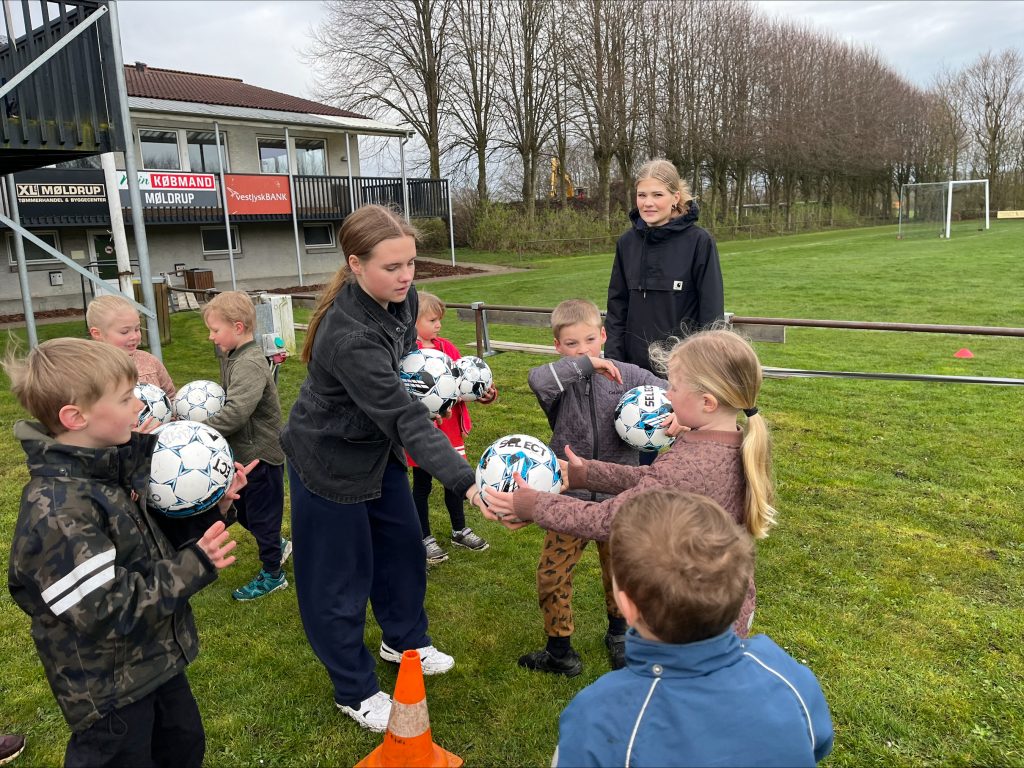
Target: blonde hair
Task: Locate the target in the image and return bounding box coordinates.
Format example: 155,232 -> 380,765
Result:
651,328 -> 776,538
550,298 -> 602,340
611,489 -> 754,644
3,337 -> 137,435
86,294 -> 138,331
301,205 -> 419,363
635,158 -> 693,217
203,290 -> 256,331
417,291 -> 446,320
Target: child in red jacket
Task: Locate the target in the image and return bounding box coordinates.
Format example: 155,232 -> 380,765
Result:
409,292 -> 497,563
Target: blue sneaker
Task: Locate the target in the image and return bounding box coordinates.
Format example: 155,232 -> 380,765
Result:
232,569 -> 287,601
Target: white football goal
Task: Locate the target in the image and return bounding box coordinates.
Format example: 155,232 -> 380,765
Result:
898,179 -> 990,239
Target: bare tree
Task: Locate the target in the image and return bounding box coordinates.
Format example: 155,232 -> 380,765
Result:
961,49 -> 1024,205
447,0 -> 500,199
307,0 -> 454,178
494,0 -> 556,223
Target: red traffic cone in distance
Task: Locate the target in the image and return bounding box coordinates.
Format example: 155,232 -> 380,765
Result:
953,348 -> 974,359
356,650 -> 463,768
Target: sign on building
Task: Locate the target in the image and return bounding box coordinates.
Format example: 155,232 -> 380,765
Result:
118,171 -> 220,207
14,169 -> 108,218
224,174 -> 292,215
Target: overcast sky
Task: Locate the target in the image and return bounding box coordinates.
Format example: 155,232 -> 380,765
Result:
115,0 -> 1024,173
117,0 -> 1024,95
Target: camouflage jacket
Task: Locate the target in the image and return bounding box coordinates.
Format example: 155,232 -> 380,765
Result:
7,421 -> 219,733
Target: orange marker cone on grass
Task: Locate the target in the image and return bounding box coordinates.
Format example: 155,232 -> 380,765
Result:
954,348 -> 974,359
356,650 -> 463,768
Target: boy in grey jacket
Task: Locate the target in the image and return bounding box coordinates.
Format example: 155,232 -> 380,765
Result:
204,292 -> 290,601
520,299 -> 672,676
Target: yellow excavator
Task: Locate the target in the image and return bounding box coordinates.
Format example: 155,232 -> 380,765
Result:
549,157 -> 575,199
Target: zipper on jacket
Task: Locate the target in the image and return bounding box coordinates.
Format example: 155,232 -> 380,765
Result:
641,229 -> 649,298
586,380 -> 598,502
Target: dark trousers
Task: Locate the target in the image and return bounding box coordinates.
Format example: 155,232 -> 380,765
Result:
638,450 -> 658,466
411,466 -> 466,537
64,672 -> 204,768
234,461 -> 285,573
289,459 -> 430,708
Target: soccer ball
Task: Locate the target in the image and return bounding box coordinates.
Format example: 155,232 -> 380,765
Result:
147,421 -> 235,517
476,434 -> 562,495
134,382 -> 174,427
614,385 -> 675,452
454,355 -> 493,401
173,380 -> 225,423
399,348 -> 461,417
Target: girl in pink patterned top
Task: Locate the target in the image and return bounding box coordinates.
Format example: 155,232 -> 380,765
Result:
410,292 -> 497,563
86,294 -> 176,399
484,329 -> 775,637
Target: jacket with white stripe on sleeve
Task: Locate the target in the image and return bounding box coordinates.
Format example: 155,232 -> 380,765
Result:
555,627 -> 833,767
7,420 -> 219,733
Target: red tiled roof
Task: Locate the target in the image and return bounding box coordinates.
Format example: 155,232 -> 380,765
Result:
124,63 -> 367,119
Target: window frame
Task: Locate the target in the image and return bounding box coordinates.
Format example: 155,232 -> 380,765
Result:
302,222 -> 337,250
185,130 -> 230,174
137,127 -> 183,171
293,137 -> 329,176
7,229 -> 61,267
200,225 -> 242,258
257,136 -> 289,174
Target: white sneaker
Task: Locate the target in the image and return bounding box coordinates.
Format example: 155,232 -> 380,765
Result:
336,691 -> 392,732
379,641 -> 455,675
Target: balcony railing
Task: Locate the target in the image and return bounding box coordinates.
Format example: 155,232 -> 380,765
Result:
5,170 -> 450,227
0,1 -> 122,172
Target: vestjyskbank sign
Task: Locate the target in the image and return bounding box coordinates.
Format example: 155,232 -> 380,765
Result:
224,174 -> 292,215
118,171 -> 220,207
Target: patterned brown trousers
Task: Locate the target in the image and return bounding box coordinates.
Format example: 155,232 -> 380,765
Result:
536,528 -> 622,638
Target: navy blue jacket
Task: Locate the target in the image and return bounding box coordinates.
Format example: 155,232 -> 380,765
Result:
605,203 -> 724,371
280,281 -> 475,504
556,628 -> 833,767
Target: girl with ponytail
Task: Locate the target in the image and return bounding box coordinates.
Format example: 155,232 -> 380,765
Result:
484,329 -> 774,637
281,205 -> 486,732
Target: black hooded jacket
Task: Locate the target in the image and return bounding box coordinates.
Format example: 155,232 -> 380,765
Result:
605,202 -> 724,371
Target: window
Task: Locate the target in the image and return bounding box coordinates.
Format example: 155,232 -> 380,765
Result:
295,138 -> 327,175
55,156 -> 102,170
258,138 -> 288,173
187,131 -> 228,173
7,230 -> 61,265
139,129 -> 180,170
303,223 -> 336,249
200,226 -> 241,256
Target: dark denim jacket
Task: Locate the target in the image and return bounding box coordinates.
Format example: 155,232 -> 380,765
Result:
280,281 -> 475,504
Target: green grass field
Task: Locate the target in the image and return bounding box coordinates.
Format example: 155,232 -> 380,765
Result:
2,222 -> 1022,765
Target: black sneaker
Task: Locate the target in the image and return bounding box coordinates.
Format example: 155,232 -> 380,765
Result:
605,632 -> 626,670
518,648 -> 583,677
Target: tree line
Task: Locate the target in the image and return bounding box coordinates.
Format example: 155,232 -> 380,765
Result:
306,0 -> 1024,231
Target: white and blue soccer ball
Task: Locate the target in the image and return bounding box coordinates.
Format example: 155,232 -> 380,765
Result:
454,355 -> 493,401
173,379 -> 225,423
614,385 -> 675,452
476,434 -> 562,494
134,382 -> 174,427
147,421 -> 235,517
399,348 -> 461,417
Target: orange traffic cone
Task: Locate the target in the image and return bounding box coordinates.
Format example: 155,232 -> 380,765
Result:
356,650 -> 463,768
954,348 -> 974,359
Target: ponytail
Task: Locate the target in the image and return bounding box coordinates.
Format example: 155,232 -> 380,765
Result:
300,265 -> 349,364
740,412 -> 776,539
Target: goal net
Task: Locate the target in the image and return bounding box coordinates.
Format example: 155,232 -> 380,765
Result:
898,180 -> 990,239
